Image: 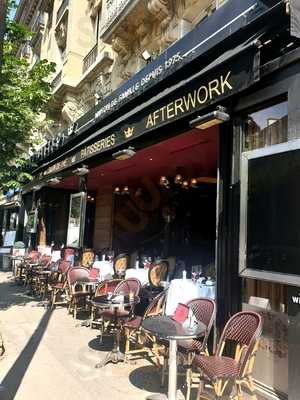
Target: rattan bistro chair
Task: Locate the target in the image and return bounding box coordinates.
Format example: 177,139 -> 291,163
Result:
124,290 -> 166,364
66,267 -> 91,319
50,260 -> 71,309
113,253 -> 130,278
179,298 -> 216,400
194,311 -> 263,400
33,255 -> 52,296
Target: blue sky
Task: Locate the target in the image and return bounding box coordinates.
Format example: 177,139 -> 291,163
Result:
9,0 -> 20,20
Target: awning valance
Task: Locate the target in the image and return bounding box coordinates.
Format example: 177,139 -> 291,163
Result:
29,38 -> 261,186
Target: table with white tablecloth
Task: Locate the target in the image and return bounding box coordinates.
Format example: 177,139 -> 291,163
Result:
165,278 -> 216,316
125,268 -> 149,286
92,260 -> 114,280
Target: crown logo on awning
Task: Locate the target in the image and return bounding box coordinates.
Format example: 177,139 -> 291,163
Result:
124,127 -> 134,139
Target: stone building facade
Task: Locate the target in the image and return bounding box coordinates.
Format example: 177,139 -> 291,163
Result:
15,0 -> 227,141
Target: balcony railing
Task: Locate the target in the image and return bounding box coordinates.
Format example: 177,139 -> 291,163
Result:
83,44 -> 98,73
52,71 -> 62,89
100,0 -> 131,37
56,0 -> 69,24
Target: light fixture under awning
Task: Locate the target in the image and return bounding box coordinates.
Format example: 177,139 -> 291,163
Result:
190,106 -> 230,130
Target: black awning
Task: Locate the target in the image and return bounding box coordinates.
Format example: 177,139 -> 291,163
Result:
30,37 -> 261,185
291,0 -> 300,38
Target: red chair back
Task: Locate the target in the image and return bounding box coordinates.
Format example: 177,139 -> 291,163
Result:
114,278 -> 141,296
95,279 -> 122,297
40,255 -> 52,268
67,267 -> 90,286
28,251 -> 40,262
58,260 -> 71,274
187,298 -> 216,348
89,267 -> 98,280
63,248 -> 74,261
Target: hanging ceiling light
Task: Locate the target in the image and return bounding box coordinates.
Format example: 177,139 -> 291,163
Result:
114,186 -> 121,195
174,174 -> 183,185
122,186 -> 130,195
190,178 -> 198,188
159,176 -> 169,187
182,180 -> 189,190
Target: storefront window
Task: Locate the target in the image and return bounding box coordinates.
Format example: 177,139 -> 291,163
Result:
243,101 -> 288,151
241,100 -> 289,397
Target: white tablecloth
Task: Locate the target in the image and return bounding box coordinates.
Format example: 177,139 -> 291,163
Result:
125,268 -> 149,285
92,261 -> 114,280
165,279 -> 216,316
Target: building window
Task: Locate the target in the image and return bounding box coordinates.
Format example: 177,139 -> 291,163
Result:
243,101 -> 288,151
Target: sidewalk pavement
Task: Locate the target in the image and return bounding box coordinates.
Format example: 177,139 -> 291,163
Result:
0,271 -> 264,400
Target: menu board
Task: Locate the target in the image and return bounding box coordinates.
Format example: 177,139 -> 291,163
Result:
246,148 -> 300,276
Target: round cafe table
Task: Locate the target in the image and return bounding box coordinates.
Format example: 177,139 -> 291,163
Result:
91,294 -> 140,368
142,315 -> 206,400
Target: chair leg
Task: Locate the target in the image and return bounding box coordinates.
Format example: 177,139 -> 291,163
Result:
196,375 -> 204,400
161,353 -> 167,387
152,341 -> 161,367
247,377 -> 256,400
235,382 -> 243,400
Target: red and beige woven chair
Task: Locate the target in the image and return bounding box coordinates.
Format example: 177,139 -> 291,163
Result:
124,290 -> 166,365
33,255 -> 52,296
23,251 -> 41,286
161,298 -> 216,398
66,267 -> 91,319
179,298 -> 216,400
50,260 -> 71,309
194,311 -> 263,400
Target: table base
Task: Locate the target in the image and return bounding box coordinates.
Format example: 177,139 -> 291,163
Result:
95,348 -> 125,368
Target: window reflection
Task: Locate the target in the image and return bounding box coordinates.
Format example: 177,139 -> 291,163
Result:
67,194 -> 84,247
243,101 -> 288,151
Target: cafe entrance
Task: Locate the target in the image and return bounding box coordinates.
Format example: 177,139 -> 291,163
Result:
54,126 -> 219,299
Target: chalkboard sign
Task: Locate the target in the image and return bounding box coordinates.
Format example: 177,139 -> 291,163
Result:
240,139 -> 300,286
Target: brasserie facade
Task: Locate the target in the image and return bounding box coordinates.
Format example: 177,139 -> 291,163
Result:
2,1 -> 300,398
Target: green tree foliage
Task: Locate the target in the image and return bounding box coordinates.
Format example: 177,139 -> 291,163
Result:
0,1 -> 56,191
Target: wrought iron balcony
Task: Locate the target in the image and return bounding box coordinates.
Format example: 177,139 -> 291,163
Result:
100,0 -> 132,38
56,0 -> 69,24
83,44 -> 98,74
